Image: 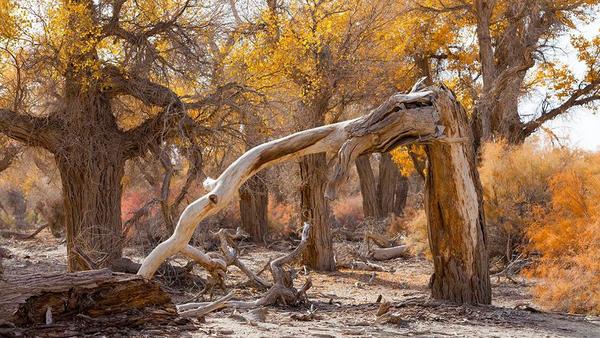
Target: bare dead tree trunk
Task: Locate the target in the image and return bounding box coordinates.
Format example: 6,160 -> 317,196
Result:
355,154 -> 383,218
425,88 -> 491,305
300,153 -> 335,271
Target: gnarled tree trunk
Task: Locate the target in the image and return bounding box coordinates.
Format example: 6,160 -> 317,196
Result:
138,85 -> 492,305
425,88 -> 491,304
57,154 -> 125,272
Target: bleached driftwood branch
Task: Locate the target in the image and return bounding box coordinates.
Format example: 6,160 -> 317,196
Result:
177,223 -> 314,313
138,87 -> 444,278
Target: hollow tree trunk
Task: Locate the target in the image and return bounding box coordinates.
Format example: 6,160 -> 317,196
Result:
425,88 -> 491,304
355,154 -> 382,218
57,155 -> 125,272
299,153 -> 335,271
239,170 -> 268,243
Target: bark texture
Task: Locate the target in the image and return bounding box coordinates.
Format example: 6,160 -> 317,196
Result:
0,269 -> 175,326
356,154 -> 382,218
425,87 -> 491,304
300,153 -> 335,271
57,156 -> 125,272
239,171 -> 268,243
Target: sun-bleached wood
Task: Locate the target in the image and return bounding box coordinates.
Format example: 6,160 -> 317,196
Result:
138,88 -> 442,278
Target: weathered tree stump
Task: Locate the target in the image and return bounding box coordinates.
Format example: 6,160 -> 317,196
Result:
425,88 -> 492,304
0,269 -> 176,327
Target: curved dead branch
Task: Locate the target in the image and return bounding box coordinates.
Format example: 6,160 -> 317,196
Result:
137,86 -> 444,278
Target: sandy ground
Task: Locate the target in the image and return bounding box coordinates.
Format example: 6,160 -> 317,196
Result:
1,230 -> 599,338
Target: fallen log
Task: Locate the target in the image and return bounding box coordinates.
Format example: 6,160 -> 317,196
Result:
370,245 -> 409,261
0,269 -> 177,327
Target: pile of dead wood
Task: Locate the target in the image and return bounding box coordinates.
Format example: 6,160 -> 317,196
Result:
0,224 -> 315,336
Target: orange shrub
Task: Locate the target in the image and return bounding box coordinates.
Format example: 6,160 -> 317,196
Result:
268,198 -> 297,235
479,140 -> 572,260
331,194 -> 364,228
525,154 -> 600,314
479,141 -> 599,313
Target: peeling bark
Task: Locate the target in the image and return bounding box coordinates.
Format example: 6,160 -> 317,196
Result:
425,88 -> 491,304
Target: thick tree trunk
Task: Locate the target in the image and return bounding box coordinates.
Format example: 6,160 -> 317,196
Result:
239,170 -> 268,243
355,154 -> 382,218
57,156 -> 125,272
425,88 -> 491,304
300,153 -> 335,271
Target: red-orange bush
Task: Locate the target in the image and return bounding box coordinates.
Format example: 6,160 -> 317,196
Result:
479,140 -> 573,260
479,141 -> 599,314
331,194 -> 364,228
525,154 -> 600,314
